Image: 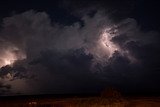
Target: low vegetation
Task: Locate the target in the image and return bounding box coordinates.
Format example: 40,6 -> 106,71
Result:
0,88 -> 160,107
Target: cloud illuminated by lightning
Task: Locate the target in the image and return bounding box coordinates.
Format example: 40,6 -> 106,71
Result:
0,46 -> 26,68
99,28 -> 119,58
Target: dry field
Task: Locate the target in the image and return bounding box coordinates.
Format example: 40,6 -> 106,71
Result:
0,97 -> 160,107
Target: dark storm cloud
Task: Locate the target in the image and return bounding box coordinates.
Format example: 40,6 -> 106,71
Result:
28,49 -> 106,93
0,1 -> 159,95
0,10 -> 112,94
0,82 -> 11,95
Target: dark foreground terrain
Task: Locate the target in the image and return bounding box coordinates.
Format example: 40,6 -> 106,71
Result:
0,95 -> 160,107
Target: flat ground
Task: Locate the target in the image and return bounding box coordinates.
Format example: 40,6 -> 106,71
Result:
0,97 -> 160,107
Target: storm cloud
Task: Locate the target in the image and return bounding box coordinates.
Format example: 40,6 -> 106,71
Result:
0,7 -> 159,95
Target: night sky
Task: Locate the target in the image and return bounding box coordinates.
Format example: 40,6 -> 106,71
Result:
0,0 -> 160,96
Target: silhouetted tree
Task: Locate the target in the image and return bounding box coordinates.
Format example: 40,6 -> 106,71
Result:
101,87 -> 122,98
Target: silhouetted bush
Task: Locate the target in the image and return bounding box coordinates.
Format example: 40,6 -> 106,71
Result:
101,87 -> 122,98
